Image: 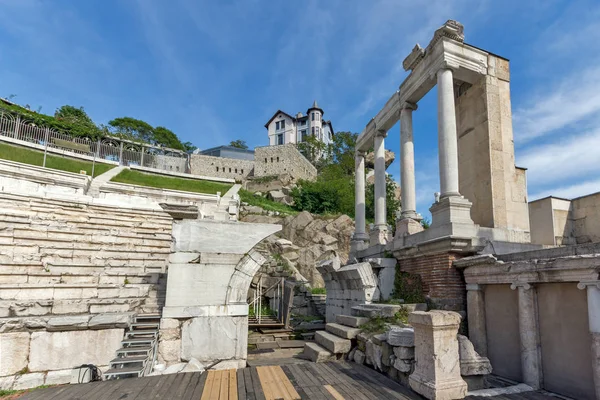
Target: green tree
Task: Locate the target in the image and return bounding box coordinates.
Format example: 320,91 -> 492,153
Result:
183,142 -> 197,152
229,140 -> 248,149
297,134 -> 326,166
327,131 -> 357,176
153,126 -> 185,150
365,175 -> 401,229
108,117 -> 154,142
54,105 -> 95,126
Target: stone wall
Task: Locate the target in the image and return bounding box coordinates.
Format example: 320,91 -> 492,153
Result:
254,144 -> 317,181
398,252 -> 465,310
190,154 -> 254,181
0,191 -> 173,389
572,192 -> 600,244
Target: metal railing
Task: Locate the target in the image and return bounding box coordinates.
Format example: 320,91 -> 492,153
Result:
0,111 -> 191,174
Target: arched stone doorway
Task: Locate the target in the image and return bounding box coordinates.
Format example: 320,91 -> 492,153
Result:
158,219 -> 280,370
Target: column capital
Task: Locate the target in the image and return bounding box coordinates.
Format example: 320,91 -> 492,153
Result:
375,129 -> 387,138
466,283 -> 483,291
510,282 -> 532,291
578,281 -> 600,290
356,150 -> 366,158
401,102 -> 418,111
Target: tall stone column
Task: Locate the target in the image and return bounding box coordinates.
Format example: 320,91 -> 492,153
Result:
578,281 -> 600,399
409,311 -> 467,399
351,151 -> 369,253
466,284 -> 488,357
372,130 -> 388,245
436,67 -> 460,198
400,102 -> 419,220
511,283 -> 542,389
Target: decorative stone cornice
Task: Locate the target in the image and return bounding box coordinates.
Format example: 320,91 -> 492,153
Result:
426,20 -> 465,52
578,281 -> 600,290
510,282 -> 532,291
402,44 -> 426,72
375,129 -> 388,138
401,102 -> 418,111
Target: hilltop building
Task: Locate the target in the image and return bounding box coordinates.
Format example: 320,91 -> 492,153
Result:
264,101 -> 334,146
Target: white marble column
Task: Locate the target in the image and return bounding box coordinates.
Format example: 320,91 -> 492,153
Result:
578,281 -> 600,399
466,283 -> 488,357
400,102 -> 419,220
373,130 -> 388,244
351,151 -> 369,251
511,282 -> 542,389
437,67 -> 460,198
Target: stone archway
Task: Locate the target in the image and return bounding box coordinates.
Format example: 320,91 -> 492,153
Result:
158,219 -> 280,370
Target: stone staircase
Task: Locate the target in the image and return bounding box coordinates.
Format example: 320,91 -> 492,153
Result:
301,314 -> 368,362
103,314 -> 161,379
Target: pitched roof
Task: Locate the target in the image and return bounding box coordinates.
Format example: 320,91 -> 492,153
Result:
264,110 -> 295,128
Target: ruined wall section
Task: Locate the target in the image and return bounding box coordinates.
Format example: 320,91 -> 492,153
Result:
0,191 -> 172,388
572,192 -> 600,244
456,54 -> 529,234
190,154 -> 254,181
398,252 -> 465,311
254,144 -> 317,181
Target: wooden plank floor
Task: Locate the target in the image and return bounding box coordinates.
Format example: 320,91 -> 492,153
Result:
18,361 -> 564,400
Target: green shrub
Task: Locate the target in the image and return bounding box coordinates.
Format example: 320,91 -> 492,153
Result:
239,189 -> 297,215
392,271 -> 426,304
359,307 -> 409,334
311,287 -> 326,295
111,169 -> 232,195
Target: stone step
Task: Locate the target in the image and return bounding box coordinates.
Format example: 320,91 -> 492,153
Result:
314,331 -> 351,354
115,346 -> 152,356
325,323 -> 362,339
109,356 -> 148,366
121,337 -> 156,346
351,304 -> 405,318
302,342 -> 334,363
103,366 -> 144,378
335,314 -> 369,328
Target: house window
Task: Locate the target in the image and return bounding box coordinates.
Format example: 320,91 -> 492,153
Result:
300,120 -> 306,126
277,134 -> 284,145
276,120 -> 285,130
311,113 -> 315,121
311,127 -> 315,135
281,120 -> 285,129
301,130 -> 307,141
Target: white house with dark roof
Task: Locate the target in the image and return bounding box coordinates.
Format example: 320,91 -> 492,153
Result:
264,100 -> 334,147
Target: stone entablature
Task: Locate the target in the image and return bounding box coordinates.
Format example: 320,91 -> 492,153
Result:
254,144 -> 317,181
455,244 -> 600,400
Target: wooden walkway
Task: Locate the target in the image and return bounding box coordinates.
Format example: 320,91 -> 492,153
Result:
18,361 -> 562,400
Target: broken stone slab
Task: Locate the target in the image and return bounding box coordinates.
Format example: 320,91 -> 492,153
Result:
458,334 -> 492,376
381,341 -> 393,367
325,323 -> 362,339
387,326 -> 415,347
393,345 -> 415,360
182,357 -> 205,373
371,333 -> 387,346
335,314 -> 369,328
159,203 -> 198,219
393,358 -> 412,373
13,372 -> 45,390
354,349 -> 366,365
351,304 -> 404,318
44,369 -> 72,386
315,331 -> 351,354
365,340 -> 383,371
47,315 -> 90,331
347,348 -> 356,361
0,332 -> 30,376
162,363 -> 187,374
303,342 -> 334,363
88,313 -> 131,328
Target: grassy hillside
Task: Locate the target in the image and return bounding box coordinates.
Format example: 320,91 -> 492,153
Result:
0,142 -> 114,177
111,169 -> 233,195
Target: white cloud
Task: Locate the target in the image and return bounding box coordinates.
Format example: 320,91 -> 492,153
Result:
517,128 -> 600,186
513,66 -> 600,143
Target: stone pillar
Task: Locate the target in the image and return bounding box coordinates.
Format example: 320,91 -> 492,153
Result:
372,130 -> 388,245
409,310 -> 468,400
437,68 -> 460,198
466,284 -> 488,357
578,281 -> 600,399
400,102 -> 419,220
511,283 -> 542,389
351,151 -> 369,252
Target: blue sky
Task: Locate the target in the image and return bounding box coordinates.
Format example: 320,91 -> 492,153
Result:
1,0 -> 599,216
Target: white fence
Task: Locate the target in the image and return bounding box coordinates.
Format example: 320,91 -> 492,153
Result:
0,111 -> 190,174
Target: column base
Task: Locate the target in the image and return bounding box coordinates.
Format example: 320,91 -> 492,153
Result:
370,226 -> 389,246
429,196 -> 476,237
409,373 -> 468,400
350,233 -> 370,255
400,210 -> 423,221
394,217 -> 424,239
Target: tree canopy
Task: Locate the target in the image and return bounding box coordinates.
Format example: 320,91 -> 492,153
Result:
229,140 -> 248,149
